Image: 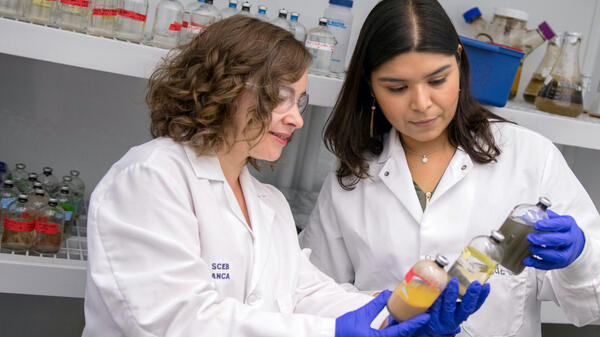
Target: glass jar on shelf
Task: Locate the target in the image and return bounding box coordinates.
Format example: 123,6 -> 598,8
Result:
523,34 -> 563,103
32,198 -> 65,255
24,0 -> 57,25
149,0 -> 184,49
55,0 -> 90,33
0,0 -> 24,19
88,0 -> 119,37
114,0 -> 148,43
1,194 -> 35,252
462,7 -> 490,42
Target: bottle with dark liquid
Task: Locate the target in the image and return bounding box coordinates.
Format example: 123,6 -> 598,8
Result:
498,197 -> 551,275
524,34 -> 563,103
535,32 -> 584,117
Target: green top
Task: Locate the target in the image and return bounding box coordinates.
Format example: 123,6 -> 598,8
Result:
414,181 -> 438,211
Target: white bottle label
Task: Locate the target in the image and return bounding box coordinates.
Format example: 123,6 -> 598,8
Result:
305,40 -> 335,53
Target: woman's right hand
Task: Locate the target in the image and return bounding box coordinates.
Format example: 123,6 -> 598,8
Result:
335,290 -> 430,337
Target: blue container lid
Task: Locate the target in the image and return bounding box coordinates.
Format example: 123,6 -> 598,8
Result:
329,0 -> 353,8
463,7 -> 482,23
460,36 -> 524,59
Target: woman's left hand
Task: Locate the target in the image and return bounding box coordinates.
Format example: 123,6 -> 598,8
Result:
524,209 -> 586,270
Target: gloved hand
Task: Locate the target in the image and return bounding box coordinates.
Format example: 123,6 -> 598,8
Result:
407,278 -> 490,337
336,290 -> 430,337
524,209 -> 586,270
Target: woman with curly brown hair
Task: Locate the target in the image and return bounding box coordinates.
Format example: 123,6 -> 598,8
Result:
81,16 -> 431,337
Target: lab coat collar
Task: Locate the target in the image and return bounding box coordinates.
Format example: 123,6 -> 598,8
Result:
183,143 -> 226,182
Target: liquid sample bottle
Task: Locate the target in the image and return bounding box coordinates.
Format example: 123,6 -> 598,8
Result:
0,0 -> 23,19
305,18 -> 337,76
1,195 -> 35,252
387,255 -> 449,322
55,0 -> 90,32
290,12 -> 306,43
56,186 -> 75,238
39,166 -> 59,197
114,0 -> 148,43
33,198 -> 65,254
0,180 -> 19,234
26,187 -> 49,214
88,0 -> 119,37
323,0 -> 353,73
498,197 -> 551,275
463,7 -> 490,42
256,5 -> 268,22
524,34 -> 563,103
24,0 -> 57,25
150,0 -> 184,49
447,230 -> 505,297
238,2 -> 251,17
23,173 -> 39,196
10,163 -> 29,193
535,32 -> 584,117
270,9 -> 294,34
220,0 -> 238,19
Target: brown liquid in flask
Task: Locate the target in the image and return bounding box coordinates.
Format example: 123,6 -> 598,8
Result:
387,255 -> 449,322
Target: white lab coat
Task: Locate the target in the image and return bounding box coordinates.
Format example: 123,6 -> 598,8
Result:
300,122 -> 600,337
82,137 -> 377,337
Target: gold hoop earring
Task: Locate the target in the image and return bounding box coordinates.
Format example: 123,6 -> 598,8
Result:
370,97 -> 376,138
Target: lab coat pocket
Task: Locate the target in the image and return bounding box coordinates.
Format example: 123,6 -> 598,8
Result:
276,295 -> 295,314
462,269 -> 529,337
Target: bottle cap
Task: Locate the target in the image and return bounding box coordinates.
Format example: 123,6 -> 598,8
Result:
70,170 -> 80,177
34,188 -> 45,196
278,8 -> 288,17
16,163 -> 26,170
3,179 -> 14,186
48,198 -> 58,206
28,173 -> 38,181
242,2 -> 250,10
290,11 -> 299,21
228,0 -> 237,9
60,186 -> 70,193
537,21 -> 555,40
63,176 -> 72,182
33,182 -> 43,188
43,167 -> 53,175
537,197 -> 552,210
205,0 -> 213,4
495,8 -> 529,22
319,17 -> 328,26
18,194 -> 28,202
329,0 -> 353,8
435,254 -> 449,267
490,230 -> 505,243
463,7 -> 482,23
258,5 -> 267,14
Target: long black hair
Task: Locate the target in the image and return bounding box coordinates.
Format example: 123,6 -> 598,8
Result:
324,0 -> 506,190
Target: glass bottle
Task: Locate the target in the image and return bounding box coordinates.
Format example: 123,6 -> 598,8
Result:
88,0 -> 119,37
0,0 -> 23,19
55,0 -> 90,32
39,166 -> 59,197
387,255 -> 449,322
290,12 -> 306,43
0,161 -> 6,184
27,187 -> 49,214
0,180 -> 19,235
114,0 -> 148,43
524,34 -> 563,103
220,0 -> 238,19
305,18 -> 337,76
270,9 -> 294,34
447,231 -> 505,298
24,0 -> 57,24
23,173 -> 39,196
150,0 -> 184,49
535,32 -> 584,117
10,163 -> 29,193
56,186 -> 75,239
32,198 -> 65,254
522,22 -> 555,56
238,1 -> 251,17
1,195 -> 35,252
498,197 -> 551,275
69,170 -> 85,201
184,0 -> 218,43
256,5 -> 268,22
182,0 -> 202,33
462,7 -> 490,42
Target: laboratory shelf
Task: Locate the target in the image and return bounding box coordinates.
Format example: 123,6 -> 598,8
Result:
0,226 -> 87,299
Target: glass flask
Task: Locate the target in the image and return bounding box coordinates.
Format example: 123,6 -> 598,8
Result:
55,0 -> 90,32
387,255 -> 449,322
535,32 -> 584,117
220,0 -> 238,19
33,198 -> 65,254
24,0 -> 57,24
10,163 -> 29,193
150,0 -> 184,49
183,0 -> 218,43
1,195 -> 35,252
290,11 -> 306,43
522,21 -> 555,56
114,0 -> 148,43
462,7 -> 490,42
447,231 -> 505,297
270,8 -> 293,34
524,34 -> 563,103
88,0 -> 119,37
0,0 -> 23,19
498,197 -> 551,275
256,5 -> 268,22
0,180 -> 19,235
39,166 -> 59,197
305,18 -> 337,76
56,186 -> 75,238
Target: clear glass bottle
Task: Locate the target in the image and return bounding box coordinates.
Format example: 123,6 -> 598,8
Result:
305,18 -> 337,76
24,0 -> 57,24
535,32 -> 584,117
220,0 -> 238,19
270,9 -> 293,34
23,173 -> 39,196
39,166 -> 59,197
290,12 -> 306,43
10,163 -> 29,193
256,5 -> 268,22
463,7 -> 490,42
56,186 -> 75,238
114,0 -> 148,43
88,0 -> 119,37
238,1 -> 251,17
498,197 -> 551,275
0,0 -> 24,19
27,187 -> 50,214
183,0 -> 218,43
55,0 -> 90,32
33,198 -> 65,254
522,22 -> 555,56
387,255 -> 449,322
0,180 -> 19,235
150,0 -> 184,49
182,0 -> 202,33
69,170 -> 85,200
447,230 -> 505,298
1,195 -> 35,252
524,34 -> 563,103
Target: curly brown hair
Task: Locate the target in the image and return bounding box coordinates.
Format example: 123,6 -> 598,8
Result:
147,15 -> 312,165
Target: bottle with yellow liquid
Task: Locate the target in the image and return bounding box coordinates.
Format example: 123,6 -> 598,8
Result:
387,255 -> 449,322
447,230 -> 505,298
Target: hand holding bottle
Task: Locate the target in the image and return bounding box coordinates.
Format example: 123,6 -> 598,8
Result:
335,290 -> 430,337
524,209 -> 586,270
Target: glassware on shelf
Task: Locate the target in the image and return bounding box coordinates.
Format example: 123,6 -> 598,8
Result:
88,0 -> 119,37
183,0 -> 218,44
1,194 -> 35,252
305,17 -> 337,76
522,21 -> 555,56
535,32 -> 584,118
149,0 -> 184,49
56,186 -> 75,239
220,0 -> 238,19
9,163 -> 29,193
55,0 -> 90,33
114,0 -> 148,43
270,8 -> 294,34
290,11 -> 306,43
39,166 -> 59,197
32,198 -> 65,254
238,1 -> 251,17
0,180 -> 19,235
462,7 -> 490,42
0,0 -> 24,19
256,5 -> 268,22
24,0 -> 57,25
523,34 -> 563,103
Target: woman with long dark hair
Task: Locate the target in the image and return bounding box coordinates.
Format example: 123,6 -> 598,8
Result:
300,1 -> 600,336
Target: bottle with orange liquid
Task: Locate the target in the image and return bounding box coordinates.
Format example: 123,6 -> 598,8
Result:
387,255 -> 449,322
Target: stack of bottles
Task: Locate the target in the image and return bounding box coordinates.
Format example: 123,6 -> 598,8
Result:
0,162 -> 87,255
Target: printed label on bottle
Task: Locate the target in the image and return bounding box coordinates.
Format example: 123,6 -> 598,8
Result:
327,19 -> 346,29
182,21 -> 189,28
33,0 -> 57,7
1,197 -> 16,209
64,211 -> 73,221
403,267 -> 433,286
169,22 -> 182,31
92,8 -> 118,16
118,9 -> 147,22
4,218 -> 35,232
189,22 -> 208,34
60,0 -> 89,7
304,40 -> 335,53
34,220 -> 59,235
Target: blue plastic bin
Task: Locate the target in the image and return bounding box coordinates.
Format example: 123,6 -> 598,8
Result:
460,36 -> 525,107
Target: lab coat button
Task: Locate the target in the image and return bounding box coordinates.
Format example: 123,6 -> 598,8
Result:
247,293 -> 261,305
461,165 -> 467,170
384,171 -> 390,176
